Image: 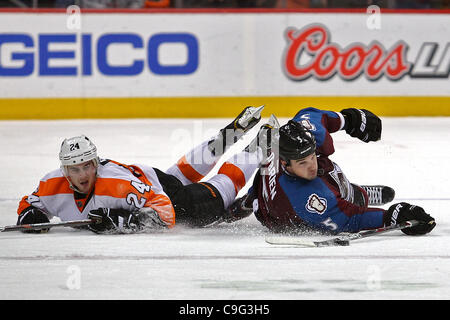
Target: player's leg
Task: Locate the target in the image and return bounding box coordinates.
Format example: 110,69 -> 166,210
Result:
343,183 -> 395,208
165,106 -> 264,185
359,185 -> 395,206
206,115 -> 280,223
172,144 -> 261,227
152,167 -> 226,227
173,115 -> 280,227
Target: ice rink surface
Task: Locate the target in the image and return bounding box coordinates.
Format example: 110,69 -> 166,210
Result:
0,116 -> 449,300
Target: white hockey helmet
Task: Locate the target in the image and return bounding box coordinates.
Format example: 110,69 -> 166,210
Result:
59,135 -> 99,170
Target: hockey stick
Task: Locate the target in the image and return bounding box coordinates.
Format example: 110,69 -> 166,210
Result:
265,220 -> 420,247
0,219 -> 95,233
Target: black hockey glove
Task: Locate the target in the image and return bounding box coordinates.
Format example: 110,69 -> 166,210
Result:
17,207 -> 50,233
88,208 -> 139,234
340,108 -> 382,143
223,194 -> 254,223
384,202 -> 436,235
88,207 -> 168,234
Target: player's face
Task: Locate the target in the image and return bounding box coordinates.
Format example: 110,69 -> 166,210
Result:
285,153 -> 318,180
66,160 -> 97,194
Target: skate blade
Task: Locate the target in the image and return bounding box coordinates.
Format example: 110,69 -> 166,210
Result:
265,114 -> 280,129
238,105 -> 265,128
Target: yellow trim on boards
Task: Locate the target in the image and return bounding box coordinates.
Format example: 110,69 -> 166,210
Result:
0,96 -> 449,120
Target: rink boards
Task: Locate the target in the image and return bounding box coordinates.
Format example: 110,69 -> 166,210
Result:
0,9 -> 449,119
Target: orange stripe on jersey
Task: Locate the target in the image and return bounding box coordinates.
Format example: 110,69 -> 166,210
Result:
218,162 -> 246,194
37,177 -> 72,196
17,195 -> 31,215
17,177 -> 71,215
176,155 -> 204,183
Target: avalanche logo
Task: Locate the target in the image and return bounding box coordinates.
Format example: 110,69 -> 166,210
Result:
305,194 -> 327,215
300,119 -> 316,132
299,114 -> 316,131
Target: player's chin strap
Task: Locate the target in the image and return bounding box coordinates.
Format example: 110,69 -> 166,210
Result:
66,178 -> 85,194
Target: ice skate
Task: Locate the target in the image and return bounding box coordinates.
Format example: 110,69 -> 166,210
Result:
233,105 -> 265,133
245,114 -> 280,160
208,105 -> 265,155
361,185 -> 395,206
261,113 -> 281,133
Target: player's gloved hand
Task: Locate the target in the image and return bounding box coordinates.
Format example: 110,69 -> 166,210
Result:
223,193 -> 254,223
88,207 -> 168,234
88,208 -> 139,234
135,207 -> 170,230
17,207 -> 50,233
340,108 -> 382,143
384,202 -> 436,235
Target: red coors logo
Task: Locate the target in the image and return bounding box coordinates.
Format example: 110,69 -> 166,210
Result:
283,23 -> 411,81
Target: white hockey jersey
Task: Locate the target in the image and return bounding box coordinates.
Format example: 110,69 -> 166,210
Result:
17,159 -> 175,227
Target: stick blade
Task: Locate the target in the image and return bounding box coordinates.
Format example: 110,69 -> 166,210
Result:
315,238 -> 350,247
265,236 -> 318,247
265,236 -> 350,247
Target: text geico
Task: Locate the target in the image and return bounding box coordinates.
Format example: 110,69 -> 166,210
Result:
0,33 -> 198,76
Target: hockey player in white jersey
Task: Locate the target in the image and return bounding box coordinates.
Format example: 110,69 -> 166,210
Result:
16,106 -> 267,234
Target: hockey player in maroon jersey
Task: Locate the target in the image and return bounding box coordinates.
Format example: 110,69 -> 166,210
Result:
228,107 -> 436,236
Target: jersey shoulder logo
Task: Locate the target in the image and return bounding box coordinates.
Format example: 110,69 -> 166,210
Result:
300,119 -> 316,132
299,113 -> 316,131
305,193 -> 327,214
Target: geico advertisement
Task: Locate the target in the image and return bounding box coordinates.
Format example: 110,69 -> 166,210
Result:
0,33 -> 198,76
0,12 -> 448,98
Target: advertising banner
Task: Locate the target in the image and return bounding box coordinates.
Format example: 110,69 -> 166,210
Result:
0,10 -> 448,118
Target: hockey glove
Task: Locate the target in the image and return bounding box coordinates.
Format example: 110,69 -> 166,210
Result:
17,207 -> 50,233
384,202 -> 436,235
135,207 -> 170,230
340,108 -> 382,143
88,208 -> 139,234
223,193 -> 254,223
88,207 -> 168,234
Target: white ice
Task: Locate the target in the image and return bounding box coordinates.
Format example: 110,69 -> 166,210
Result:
0,116 -> 449,300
